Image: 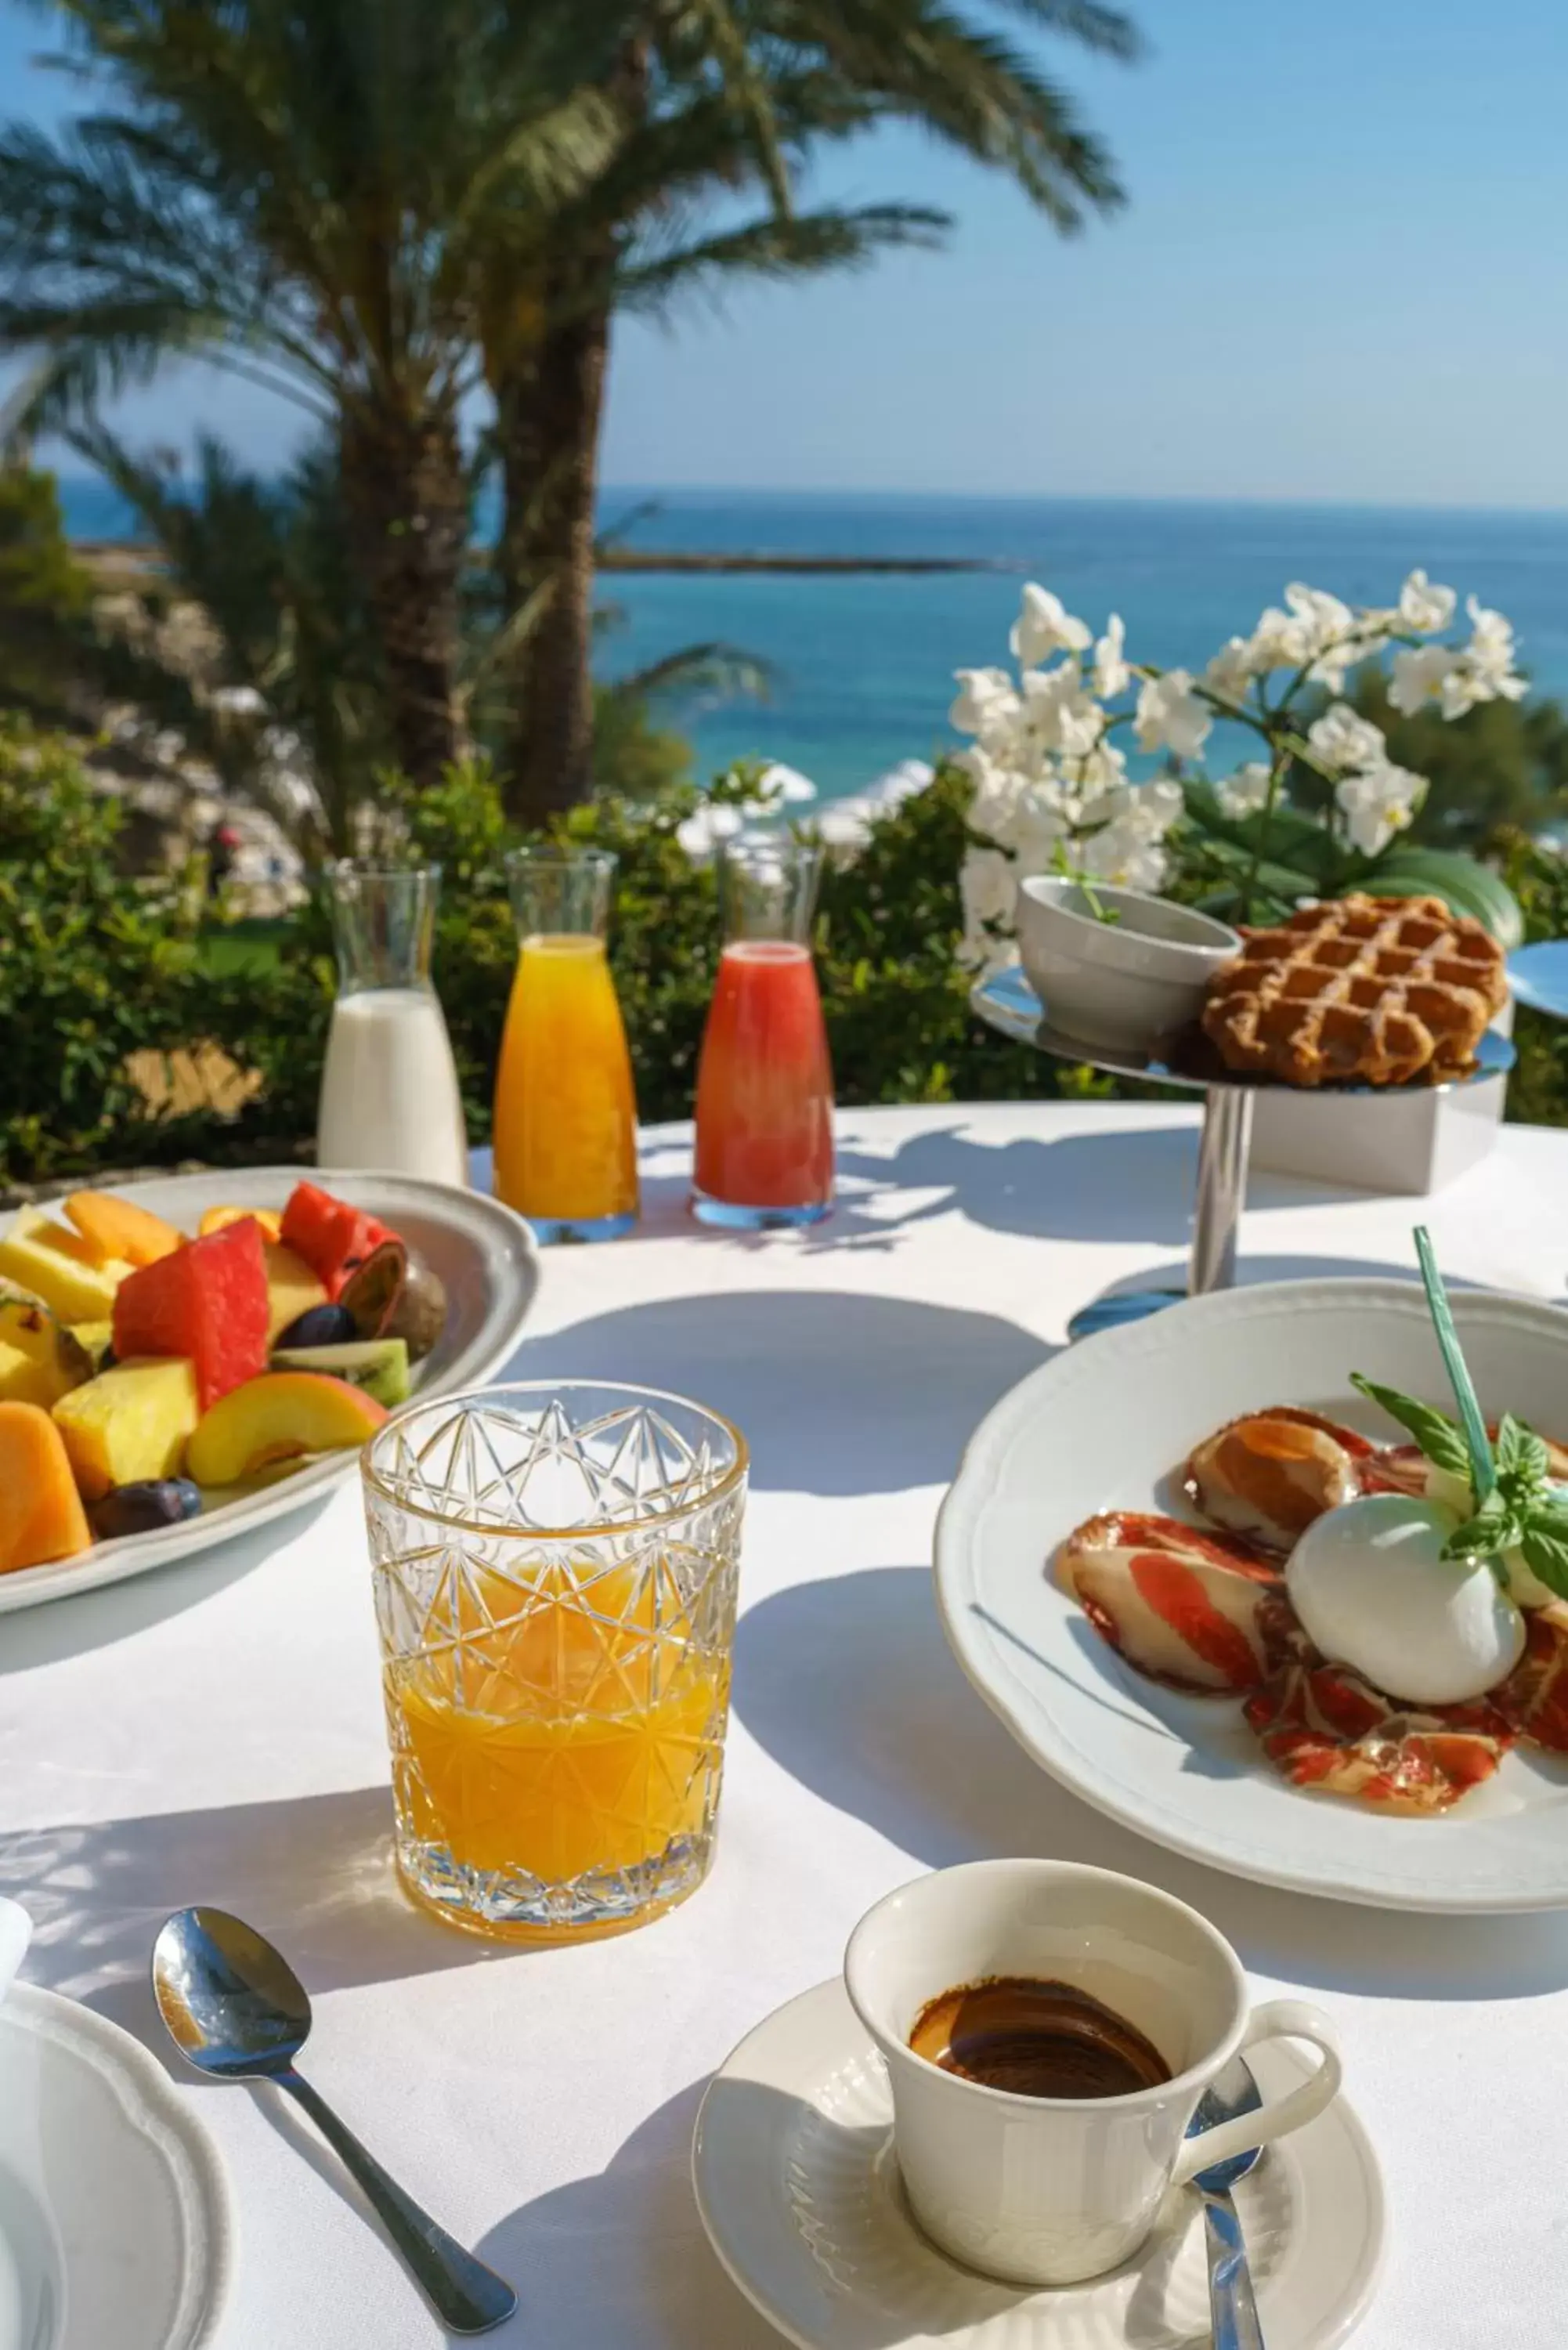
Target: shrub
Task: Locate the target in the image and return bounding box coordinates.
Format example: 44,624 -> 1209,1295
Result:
4,732 -> 1562,1190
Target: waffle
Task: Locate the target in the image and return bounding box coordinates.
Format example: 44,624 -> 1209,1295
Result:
1201,895 -> 1507,1087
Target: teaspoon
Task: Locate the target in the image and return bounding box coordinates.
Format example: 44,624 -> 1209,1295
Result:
150,1905 -> 517,2337
1189,2055 -> 1267,2350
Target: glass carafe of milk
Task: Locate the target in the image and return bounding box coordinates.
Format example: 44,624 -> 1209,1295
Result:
316,862 -> 469,1185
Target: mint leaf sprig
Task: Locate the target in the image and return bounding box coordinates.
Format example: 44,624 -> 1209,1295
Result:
1346,1227 -> 1568,1600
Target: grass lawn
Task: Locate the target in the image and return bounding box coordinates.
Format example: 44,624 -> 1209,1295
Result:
197,918 -> 289,977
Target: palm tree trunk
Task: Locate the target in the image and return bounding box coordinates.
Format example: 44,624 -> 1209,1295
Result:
339,406 -> 468,792
497,288 -> 610,826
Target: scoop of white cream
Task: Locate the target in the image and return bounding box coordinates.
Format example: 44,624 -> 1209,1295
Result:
1288,1492 -> 1525,1706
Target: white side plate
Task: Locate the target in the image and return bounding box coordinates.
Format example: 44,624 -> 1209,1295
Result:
0,1983 -> 231,2350
936,1278 -> 1568,1912
0,1168 -> 540,1613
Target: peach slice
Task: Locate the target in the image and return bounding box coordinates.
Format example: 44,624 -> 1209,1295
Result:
186,1371 -> 388,1486
64,1191 -> 184,1269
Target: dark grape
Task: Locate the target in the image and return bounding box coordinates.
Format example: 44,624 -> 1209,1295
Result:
274,1302 -> 357,1350
89,1479 -> 204,1539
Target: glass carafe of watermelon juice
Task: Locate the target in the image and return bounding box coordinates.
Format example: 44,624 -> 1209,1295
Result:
316,862 -> 469,1185
692,838 -> 833,1229
492,850 -> 641,1242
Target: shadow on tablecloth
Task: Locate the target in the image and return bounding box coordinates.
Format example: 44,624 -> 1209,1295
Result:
506,1289 -> 1055,1495
732,1564 -> 1568,2003
0,1782 -> 511,2067
473,2076 -> 786,2350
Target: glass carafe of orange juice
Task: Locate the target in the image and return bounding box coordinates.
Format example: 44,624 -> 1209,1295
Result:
692,838 -> 834,1228
492,850 -> 640,1242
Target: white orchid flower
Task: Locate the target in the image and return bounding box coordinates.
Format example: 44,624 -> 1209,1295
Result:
1244,606 -> 1312,674
950,666 -> 1021,747
1073,739 -> 1128,796
1135,670 -> 1212,759
1010,583 -> 1093,667
1306,703 -> 1388,776
1388,643 -> 1453,716
1020,661 -> 1100,759
1336,762 -> 1425,855
1398,569 -> 1458,634
1092,613 -> 1131,699
1286,583 -> 1356,653
1215,761 -> 1273,817
1204,636 -> 1257,705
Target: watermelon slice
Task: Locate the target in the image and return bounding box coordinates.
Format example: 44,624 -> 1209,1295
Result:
280,1181 -> 399,1303
112,1218 -> 270,1410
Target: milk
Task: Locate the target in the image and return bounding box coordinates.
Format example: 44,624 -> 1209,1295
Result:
316,986 -> 469,1185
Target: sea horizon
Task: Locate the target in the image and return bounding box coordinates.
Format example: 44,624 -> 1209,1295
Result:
50,477 -> 1568,801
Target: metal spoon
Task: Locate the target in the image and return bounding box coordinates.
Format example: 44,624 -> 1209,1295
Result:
150,1906 -> 517,2337
1189,2057 -> 1267,2350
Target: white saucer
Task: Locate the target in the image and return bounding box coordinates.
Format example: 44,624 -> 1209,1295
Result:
0,1983 -> 232,2350
692,1979 -> 1385,2350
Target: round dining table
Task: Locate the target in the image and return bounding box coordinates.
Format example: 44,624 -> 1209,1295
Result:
7,1099 -> 1568,2350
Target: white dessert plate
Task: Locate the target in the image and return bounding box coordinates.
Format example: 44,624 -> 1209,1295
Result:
0,1982 -> 231,2350
936,1278 -> 1568,1912
693,1977 -> 1385,2350
0,1167 -> 540,1614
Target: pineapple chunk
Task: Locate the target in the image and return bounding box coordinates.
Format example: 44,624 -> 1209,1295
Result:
52,1357 -> 200,1502
0,1210 -> 133,1321
0,1289 -> 93,1408
263,1240 -> 328,1345
67,1320 -> 115,1371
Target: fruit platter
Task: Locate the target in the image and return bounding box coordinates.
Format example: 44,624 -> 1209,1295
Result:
0,1167 -> 538,1614
936,1260 -> 1568,1911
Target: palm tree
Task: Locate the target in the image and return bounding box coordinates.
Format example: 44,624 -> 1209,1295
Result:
488,0 -> 1140,821
0,0 -> 621,787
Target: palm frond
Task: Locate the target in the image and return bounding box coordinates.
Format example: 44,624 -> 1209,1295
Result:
617,201 -> 949,315
606,640 -> 775,707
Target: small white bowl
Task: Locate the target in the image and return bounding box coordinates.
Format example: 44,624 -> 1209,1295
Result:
1015,876 -> 1240,1051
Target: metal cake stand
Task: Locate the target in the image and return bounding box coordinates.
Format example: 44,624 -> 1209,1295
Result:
973,966 -> 1516,1340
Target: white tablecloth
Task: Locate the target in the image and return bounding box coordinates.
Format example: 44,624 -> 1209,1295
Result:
8,1101 -> 1568,2350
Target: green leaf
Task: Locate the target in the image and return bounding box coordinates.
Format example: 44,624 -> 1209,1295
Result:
1349,1373 -> 1469,1475
1495,1412 -> 1551,1487
1518,1509 -> 1568,1600
1414,1227 -> 1495,1501
1440,1488 -> 1519,1564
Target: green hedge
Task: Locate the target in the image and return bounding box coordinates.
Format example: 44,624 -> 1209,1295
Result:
4,719 -> 1563,1191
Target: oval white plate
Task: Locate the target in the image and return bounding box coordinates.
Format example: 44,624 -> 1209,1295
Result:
0,1168 -> 540,1614
936,1278 -> 1568,1913
0,1983 -> 231,2350
693,1977 -> 1384,2350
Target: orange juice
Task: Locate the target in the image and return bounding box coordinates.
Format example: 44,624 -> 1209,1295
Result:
492,935 -> 639,1231
384,1558 -> 728,1888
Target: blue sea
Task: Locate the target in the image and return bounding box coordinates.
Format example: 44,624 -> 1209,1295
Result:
58,478 -> 1568,802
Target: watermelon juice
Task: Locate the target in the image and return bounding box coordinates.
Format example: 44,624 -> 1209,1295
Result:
692,941 -> 833,1226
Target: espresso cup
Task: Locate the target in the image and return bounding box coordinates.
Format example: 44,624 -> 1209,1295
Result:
844,1858 -> 1341,2287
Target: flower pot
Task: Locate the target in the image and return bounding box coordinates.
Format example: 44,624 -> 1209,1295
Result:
1014,878 -> 1239,1053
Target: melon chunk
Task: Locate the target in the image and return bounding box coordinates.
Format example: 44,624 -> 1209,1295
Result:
63,1190 -> 183,1269
52,1357 -> 201,1502
0,1211 -> 133,1321
0,1401 -> 92,1571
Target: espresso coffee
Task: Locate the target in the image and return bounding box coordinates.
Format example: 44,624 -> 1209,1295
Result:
909,1976 -> 1172,2099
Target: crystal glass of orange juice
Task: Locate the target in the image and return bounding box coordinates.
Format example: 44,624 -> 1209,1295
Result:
492,849 -> 639,1242
363,1382 -> 747,1941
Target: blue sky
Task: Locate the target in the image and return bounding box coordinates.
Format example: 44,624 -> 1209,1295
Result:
1,0 -> 1564,505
